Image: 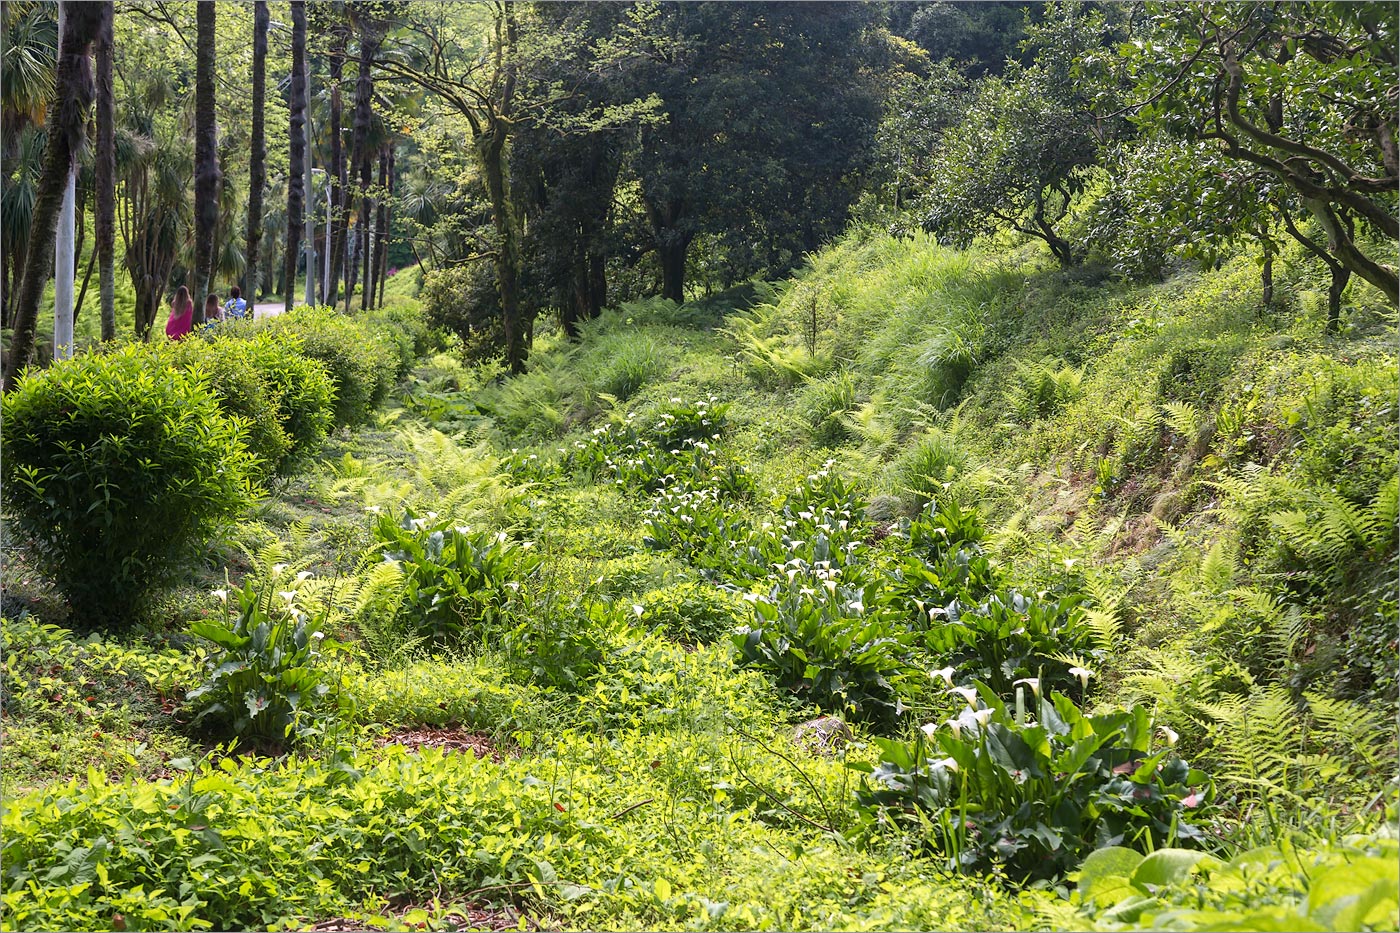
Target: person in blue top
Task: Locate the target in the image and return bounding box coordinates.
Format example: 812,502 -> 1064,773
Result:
223,285 -> 248,321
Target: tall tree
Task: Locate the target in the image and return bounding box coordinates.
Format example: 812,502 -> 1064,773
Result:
191,0 -> 219,322
245,0 -> 268,303
346,2 -> 382,312
93,0 -> 114,341
1,3 -> 58,328
1125,1 -> 1398,309
628,2 -> 886,301
284,0 -> 307,313
325,6 -> 349,307
4,3 -> 100,391
369,145 -> 389,309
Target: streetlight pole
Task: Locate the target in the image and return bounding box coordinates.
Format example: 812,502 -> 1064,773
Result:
54,1 -> 76,359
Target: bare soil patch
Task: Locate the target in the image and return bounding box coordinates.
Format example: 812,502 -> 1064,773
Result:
375,725 -> 506,762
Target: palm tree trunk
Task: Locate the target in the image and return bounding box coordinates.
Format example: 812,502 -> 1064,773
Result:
95,1 -> 116,341
377,146 -> 394,308
284,0 -> 307,313
245,1 -> 268,302
369,147 -> 387,309
4,4 -> 101,392
349,13 -> 380,312
327,18 -> 347,308
192,0 -> 219,322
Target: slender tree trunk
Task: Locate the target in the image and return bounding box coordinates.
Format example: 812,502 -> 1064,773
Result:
381,146 -> 395,308
245,1 -> 268,302
370,147 -> 388,309
349,16 -> 379,312
1326,266 -> 1351,334
95,1 -> 115,341
327,21 -> 347,307
587,252 -> 606,319
73,243 -> 96,324
481,125 -> 525,372
192,0 -> 219,322
73,183 -> 86,279
358,158 -> 374,312
284,0 -> 307,313
4,5 -> 100,392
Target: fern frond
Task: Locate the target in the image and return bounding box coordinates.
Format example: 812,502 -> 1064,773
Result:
1162,400 -> 1203,439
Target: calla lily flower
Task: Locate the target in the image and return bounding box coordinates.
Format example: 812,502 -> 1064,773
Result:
948,686 -> 979,708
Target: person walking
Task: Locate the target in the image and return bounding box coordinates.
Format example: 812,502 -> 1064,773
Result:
165,286 -> 194,340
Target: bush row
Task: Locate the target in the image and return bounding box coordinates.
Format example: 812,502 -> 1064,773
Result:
0,304 -> 431,627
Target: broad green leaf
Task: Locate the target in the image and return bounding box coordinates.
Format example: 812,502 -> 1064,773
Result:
1130,848 -> 1210,889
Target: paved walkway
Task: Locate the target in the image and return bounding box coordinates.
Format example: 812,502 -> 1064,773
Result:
252,301 -> 287,320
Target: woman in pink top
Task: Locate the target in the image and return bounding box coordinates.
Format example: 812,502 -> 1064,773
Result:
165,285 -> 194,340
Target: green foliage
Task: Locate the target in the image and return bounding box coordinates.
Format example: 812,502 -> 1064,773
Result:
798,372 -> 859,446
364,301 -> 439,378
232,331 -> 338,473
915,5 -> 1126,265
156,336 -> 291,485
1124,1 -> 1398,304
929,589 -> 1103,700
591,333 -> 663,401
734,568 -> 917,730
855,688 -> 1212,881
1,616 -> 200,793
636,581 -> 748,646
1,345 -> 254,625
346,653 -> 550,738
1058,832 -> 1399,931
264,307 -> 399,428
372,508 -> 541,644
1004,358 -> 1084,423
186,576 -> 343,749
888,430 -> 969,512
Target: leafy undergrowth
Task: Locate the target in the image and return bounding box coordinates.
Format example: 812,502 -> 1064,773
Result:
3,233 -> 1396,931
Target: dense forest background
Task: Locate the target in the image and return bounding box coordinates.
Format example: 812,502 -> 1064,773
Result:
4,1 -> 1394,374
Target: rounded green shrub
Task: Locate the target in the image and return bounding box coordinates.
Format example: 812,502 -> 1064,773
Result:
155,335 -> 291,485
266,307 -> 398,428
235,331 -> 336,473
1,345 -> 255,625
365,302 -> 436,378
887,429 -> 969,512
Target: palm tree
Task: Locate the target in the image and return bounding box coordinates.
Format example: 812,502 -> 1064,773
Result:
284,0 -> 307,313
117,65 -> 187,340
4,3 -> 101,392
325,5 -> 348,307
346,3 -> 383,311
245,0 -> 268,303
94,0 -> 115,341
191,0 -> 219,322
1,1 -> 57,325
